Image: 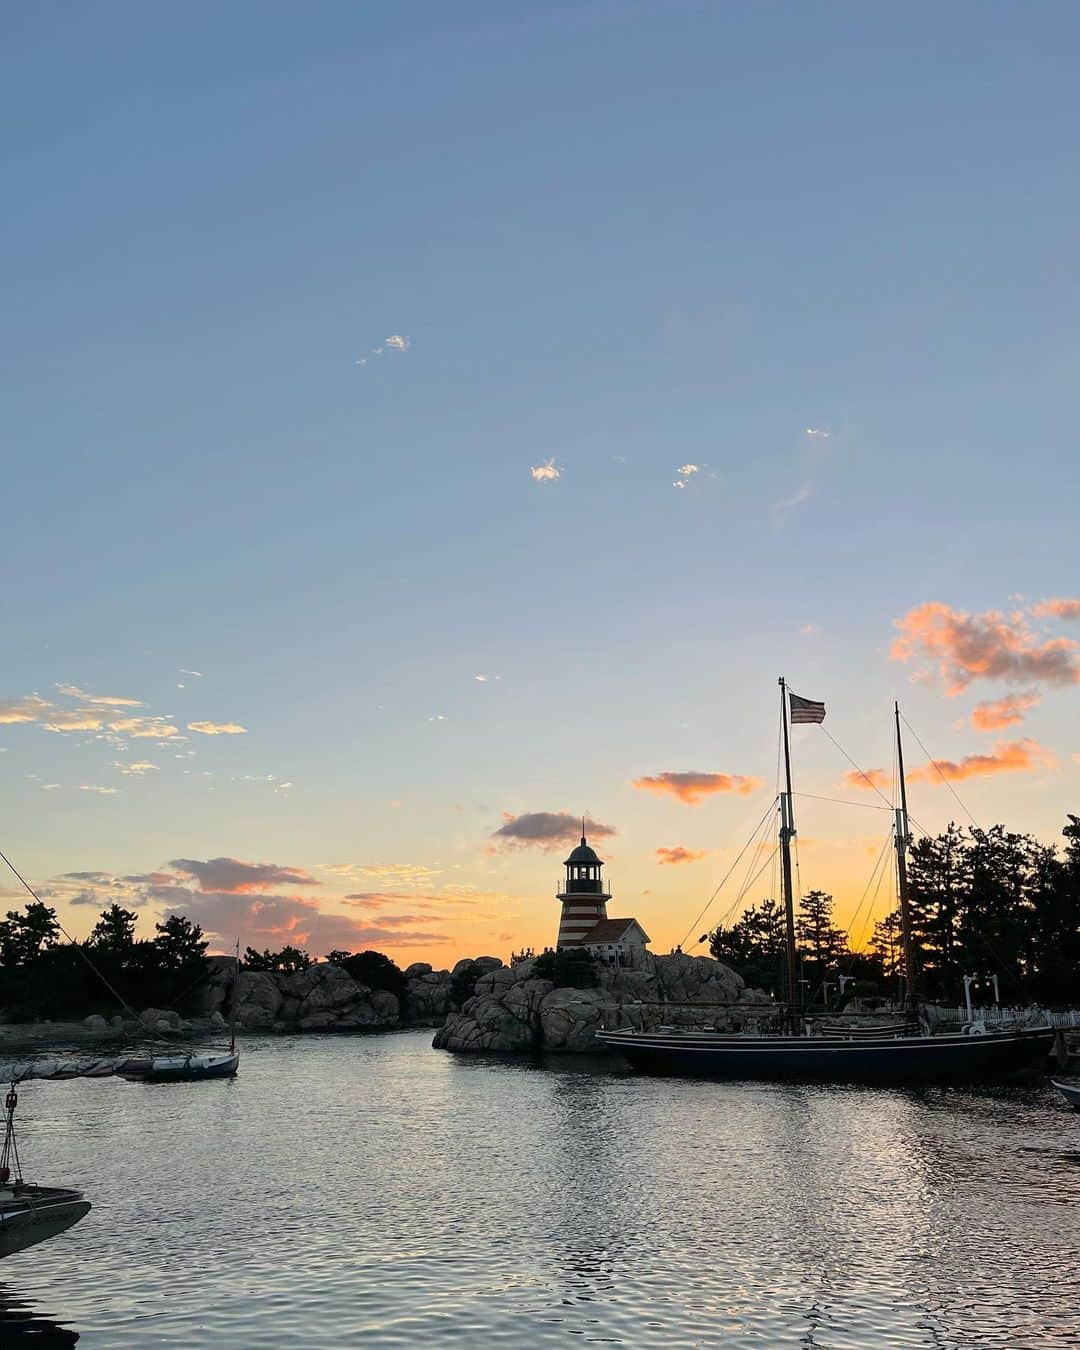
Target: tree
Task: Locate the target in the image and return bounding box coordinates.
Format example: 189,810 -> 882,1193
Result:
153,915 -> 208,970
531,947 -> 598,989
89,904 -> 138,956
330,950 -> 407,1005
796,891 -> 847,967
242,945 -> 311,973
0,902 -> 60,966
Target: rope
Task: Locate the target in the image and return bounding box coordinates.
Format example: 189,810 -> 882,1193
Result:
679,797 -> 779,949
0,847 -> 146,1028
899,713 -> 979,827
793,791 -> 892,812
819,725 -> 895,809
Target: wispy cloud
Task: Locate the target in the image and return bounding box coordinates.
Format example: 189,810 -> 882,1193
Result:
530,458 -> 560,483
908,738 -> 1053,784
179,669 -> 203,678
841,768 -> 890,792
77,785 -> 119,795
112,760 -> 159,776
799,623 -> 822,637
891,601 -> 1079,693
0,695 -> 52,724
355,334 -> 410,366
320,862 -> 442,887
632,771 -> 761,805
55,683 -> 142,708
771,483 -> 812,528
805,427 -> 831,439
490,811 -> 616,852
971,691 -> 1041,732
1030,597 -> 1080,620
187,721 -> 247,735
655,846 -> 707,865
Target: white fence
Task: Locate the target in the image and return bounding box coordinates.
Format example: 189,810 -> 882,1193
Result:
930,1005 -> 1080,1029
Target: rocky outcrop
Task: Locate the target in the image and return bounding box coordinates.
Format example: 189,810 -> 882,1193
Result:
433,953 -> 772,1054
403,963 -> 453,1024
232,963 -> 400,1033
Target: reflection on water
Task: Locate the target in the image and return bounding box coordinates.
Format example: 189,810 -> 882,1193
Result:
0,1285 -> 79,1345
2,1031 -> 1078,1346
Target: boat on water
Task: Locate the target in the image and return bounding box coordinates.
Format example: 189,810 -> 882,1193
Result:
1052,1079 -> 1080,1110
0,1086 -> 90,1260
600,680 -> 1054,1082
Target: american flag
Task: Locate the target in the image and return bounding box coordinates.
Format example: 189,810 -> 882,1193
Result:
789,691 -> 826,724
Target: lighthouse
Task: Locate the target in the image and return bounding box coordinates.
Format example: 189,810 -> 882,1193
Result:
556,827 -> 610,948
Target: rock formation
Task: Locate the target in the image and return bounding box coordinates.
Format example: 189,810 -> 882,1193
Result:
433,952 -> 772,1054
232,963 -> 400,1033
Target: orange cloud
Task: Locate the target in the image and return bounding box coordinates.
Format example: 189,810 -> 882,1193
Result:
655,846 -> 707,865
1031,597 -> 1080,620
490,811 -> 616,851
907,738 -> 1053,784
891,601 -> 1079,693
841,768 -> 889,792
633,771 -> 761,804
971,691 -> 1040,732
188,721 -> 247,735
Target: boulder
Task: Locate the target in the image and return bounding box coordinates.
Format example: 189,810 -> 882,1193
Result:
82,1014 -> 108,1032
238,1005 -> 276,1030
208,1010 -> 227,1030
370,990 -> 399,1021
298,966 -> 368,1018
405,962 -> 432,978
139,1007 -> 180,1031
540,988 -> 610,1051
236,972 -> 283,1020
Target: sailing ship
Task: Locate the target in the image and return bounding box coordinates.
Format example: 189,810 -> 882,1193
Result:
0,1083 -> 90,1260
600,678 -> 1054,1081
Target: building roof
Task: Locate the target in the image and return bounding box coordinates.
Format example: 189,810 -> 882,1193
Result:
580,917 -> 650,944
564,835 -> 603,866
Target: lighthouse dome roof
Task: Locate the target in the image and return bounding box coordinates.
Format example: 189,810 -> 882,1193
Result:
565,839 -> 602,865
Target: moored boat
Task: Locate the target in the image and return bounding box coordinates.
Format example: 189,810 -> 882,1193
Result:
1052,1079 -> 1080,1110
600,680 -> 1054,1083
0,1085 -> 90,1260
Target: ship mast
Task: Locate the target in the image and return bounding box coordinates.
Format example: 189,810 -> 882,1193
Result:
778,677 -> 799,1020
893,702 -> 918,1003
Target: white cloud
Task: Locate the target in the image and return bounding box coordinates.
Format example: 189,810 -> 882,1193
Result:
772,482 -> 813,527
677,464 -> 699,476
187,721 -> 247,735
56,683 -> 143,708
78,785 -> 119,795
384,335 -> 409,351
179,669 -> 203,678
530,459 -> 560,483
474,674 -> 488,682
112,761 -> 158,776
806,427 -> 832,439
672,480 -> 687,489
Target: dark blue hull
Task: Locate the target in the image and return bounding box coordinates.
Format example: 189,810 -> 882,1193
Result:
599,1026 -> 1053,1082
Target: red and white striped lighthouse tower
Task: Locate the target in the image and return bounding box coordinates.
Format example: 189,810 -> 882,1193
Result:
556,826 -> 610,948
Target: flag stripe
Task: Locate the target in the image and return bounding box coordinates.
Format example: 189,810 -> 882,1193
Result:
789,691 -> 826,724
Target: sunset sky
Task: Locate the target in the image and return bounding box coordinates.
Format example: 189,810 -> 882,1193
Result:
3,3 -> 1078,969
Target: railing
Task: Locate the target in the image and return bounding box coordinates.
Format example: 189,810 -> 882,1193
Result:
929,1005 -> 1080,1029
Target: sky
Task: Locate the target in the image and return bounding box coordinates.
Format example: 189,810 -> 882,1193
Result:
2,1 -> 1078,969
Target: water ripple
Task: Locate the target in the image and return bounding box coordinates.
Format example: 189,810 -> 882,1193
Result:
1,1032 -> 1077,1346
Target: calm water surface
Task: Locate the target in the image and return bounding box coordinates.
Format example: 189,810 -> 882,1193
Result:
3,1030 -> 1078,1347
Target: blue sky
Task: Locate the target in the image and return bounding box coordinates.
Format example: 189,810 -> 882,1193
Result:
3,2 -> 1078,963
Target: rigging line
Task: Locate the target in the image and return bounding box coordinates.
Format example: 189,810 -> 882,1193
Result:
899,713 -> 979,827
701,805 -> 780,937
841,831 -> 894,960
819,726 -> 895,810
0,845 -> 144,1027
680,796 -> 779,948
792,792 -> 892,812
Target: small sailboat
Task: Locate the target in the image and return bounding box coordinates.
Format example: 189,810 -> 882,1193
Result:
131,945 -> 241,1082
600,680 -> 1054,1082
1052,1079 -> 1080,1110
0,1085 -> 89,1260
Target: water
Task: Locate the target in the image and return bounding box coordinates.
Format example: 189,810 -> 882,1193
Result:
3,1030 -> 1078,1347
